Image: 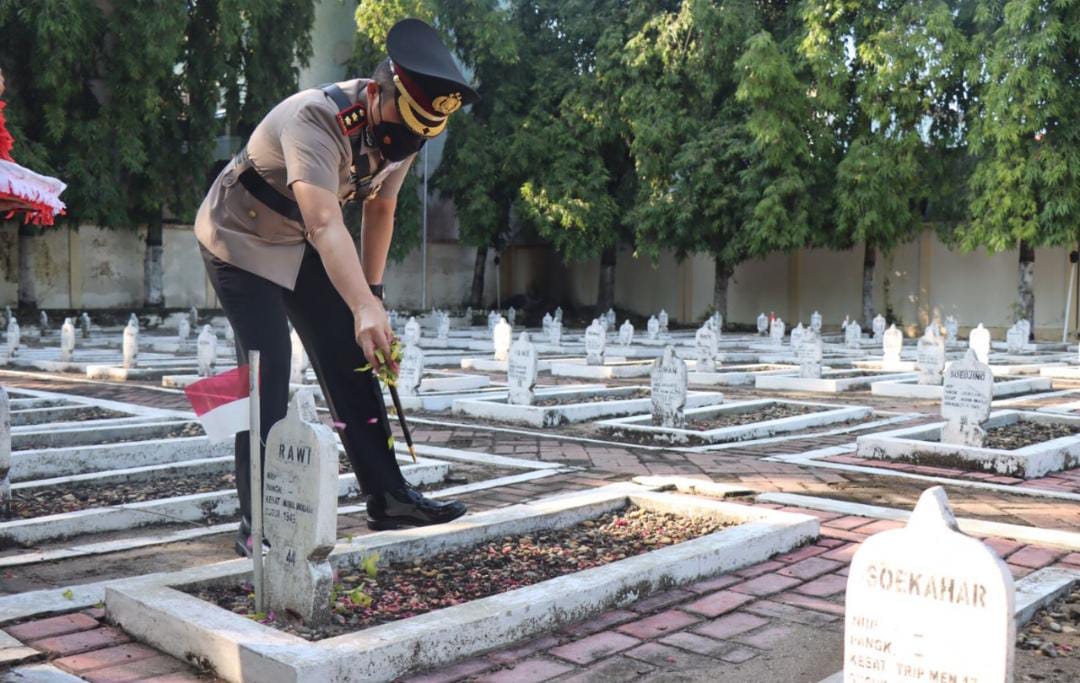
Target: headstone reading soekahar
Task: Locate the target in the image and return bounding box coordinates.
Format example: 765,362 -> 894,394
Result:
619,320 -> 634,347
916,325 -> 946,386
844,486 -> 1014,682
60,318 -> 76,362
872,314 -> 887,342
585,319 -> 606,366
695,323 -> 719,372
263,390 -> 339,625
121,320 -> 138,369
507,332 -> 538,406
290,328 -> 308,385
0,386 -> 9,516
882,324 -> 903,368
493,317 -> 512,361
647,316 -> 660,340
197,325 -> 217,378
940,349 -> 993,447
796,329 -> 823,379
810,310 -> 823,334
651,346 -> 688,428
397,344 -> 424,397
968,323 -> 991,364
846,321 -> 862,349
403,317 -> 421,346
757,313 -> 769,336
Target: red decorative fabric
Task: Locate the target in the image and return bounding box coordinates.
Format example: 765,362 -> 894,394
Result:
0,101 -> 14,161
0,98 -> 66,225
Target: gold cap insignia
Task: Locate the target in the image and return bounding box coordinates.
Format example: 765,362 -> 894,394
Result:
432,93 -> 462,115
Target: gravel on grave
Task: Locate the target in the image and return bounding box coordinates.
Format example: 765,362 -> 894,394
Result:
15,421 -> 206,450
982,422 -> 1080,450
12,406 -> 128,423
684,403 -> 822,431
194,506 -> 733,640
1015,586 -> 1080,682
529,388 -> 650,407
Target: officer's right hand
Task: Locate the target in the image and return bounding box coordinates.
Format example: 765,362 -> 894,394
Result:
354,295 -> 396,375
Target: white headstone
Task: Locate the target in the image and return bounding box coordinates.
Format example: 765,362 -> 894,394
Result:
695,323 -> 719,372
769,318 -> 785,348
39,310 -> 48,333
177,317 -> 190,341
263,390 -> 339,625
0,386 -> 9,516
487,311 -> 500,333
945,315 -> 958,345
790,323 -> 806,352
844,486 -> 1014,682
397,344 -> 424,396
507,306 -> 517,328
5,319 -> 19,357
542,313 -> 553,336
554,306 -> 563,323
618,320 -> 634,347
403,317 -> 422,346
647,316 -> 660,340
189,305 -> 199,327
756,313 -> 769,336
197,325 -> 217,377
493,317 -> 512,361
872,314 -> 887,342
465,306 -> 473,323
916,325 -> 946,386
810,311 -> 822,334
605,308 -> 616,331
128,313 -> 139,331
1018,319 -> 1031,342
941,349 -> 993,447
846,321 -> 862,349
121,321 -> 138,369
882,324 -> 903,368
388,309 -> 400,331
290,328 -> 308,384
968,323 -> 991,364
709,312 -> 722,333
1005,323 -> 1023,354
841,315 -> 851,331
60,318 -> 76,362
507,332 -> 538,406
585,319 -> 606,366
658,309 -> 669,334
436,313 -> 450,343
80,312 -> 91,338
796,329 -> 823,379
651,346 -> 688,428
548,320 -> 562,346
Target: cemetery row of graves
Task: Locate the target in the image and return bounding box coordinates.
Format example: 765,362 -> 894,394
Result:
1,305 -> 1080,681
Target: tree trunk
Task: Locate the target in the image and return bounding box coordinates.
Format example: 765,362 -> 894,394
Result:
17,224 -> 37,309
862,243 -> 876,328
1018,239 -> 1035,336
713,258 -> 733,323
597,246 -> 616,312
144,219 -> 164,307
470,245 -> 487,309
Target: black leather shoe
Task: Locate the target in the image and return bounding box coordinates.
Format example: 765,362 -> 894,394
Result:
366,486 -> 467,530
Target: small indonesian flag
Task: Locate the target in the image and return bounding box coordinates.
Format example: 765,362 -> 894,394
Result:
184,366 -> 250,442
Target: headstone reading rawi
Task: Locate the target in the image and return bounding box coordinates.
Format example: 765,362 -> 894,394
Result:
507,332 -> 538,406
121,320 -> 138,369
80,312 -> 91,339
968,323 -> 991,364
403,317 -> 422,346
916,325 -> 946,386
647,316 -> 660,340
397,344 -> 424,397
60,318 -> 76,362
618,320 -> 634,347
796,329 -> 823,379
290,328 -> 308,385
584,319 -> 606,366
658,309 -> 669,335
263,390 -> 339,625
941,349 -> 993,447
882,324 -> 903,369
0,386 -> 9,516
810,310 -> 823,334
197,325 -> 217,378
872,314 -> 887,342
846,321 -> 862,349
695,323 -> 719,372
177,317 -> 190,341
756,313 -> 769,336
769,318 -> 785,348
493,317 -> 512,361
945,315 -> 959,345
844,486 -> 1014,683
651,346 -> 688,428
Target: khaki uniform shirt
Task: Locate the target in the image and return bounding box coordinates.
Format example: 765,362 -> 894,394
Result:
195,79 -> 414,290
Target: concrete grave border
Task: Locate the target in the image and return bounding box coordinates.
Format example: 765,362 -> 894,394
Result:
104,484 -> 818,683
687,364 -> 798,386
871,375 -> 1053,399
755,369 -> 917,393
548,357 -> 654,379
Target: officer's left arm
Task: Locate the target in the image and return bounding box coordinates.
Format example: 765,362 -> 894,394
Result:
361,195 -> 396,286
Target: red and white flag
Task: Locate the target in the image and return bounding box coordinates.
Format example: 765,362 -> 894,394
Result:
184,366 -> 250,442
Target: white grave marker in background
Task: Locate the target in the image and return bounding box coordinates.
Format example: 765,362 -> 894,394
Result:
695,323 -> 719,372
507,306 -> 517,328
585,319 -> 606,366
197,325 -> 217,377
508,332 -> 538,406
651,346 -> 688,428
797,329 -> 823,379
542,313 -> 553,336
810,311 -> 822,333
619,320 -> 634,346
882,324 -> 903,369
487,311 -> 499,333
60,318 -> 76,362
39,311 -> 48,334
941,349 -> 993,447
844,486 -> 1014,682
5,318 -> 19,357
493,317 -> 512,361
403,317 -> 421,346
945,315 -> 959,345
872,314 -> 886,342
80,312 -> 91,338
757,313 -> 768,336
437,313 -> 450,343
1006,322 -> 1026,354
554,306 -> 563,323
177,317 -> 190,341
397,344 -> 424,397
0,387 -> 9,515
121,320 -> 138,369
647,316 -> 660,340
548,320 -> 562,346
263,391 -> 339,625
189,306 -> 199,327
968,323 -> 991,364
916,326 -> 946,385
845,321 -> 862,349
790,323 -> 806,352
769,318 -> 785,348
658,310 -> 669,335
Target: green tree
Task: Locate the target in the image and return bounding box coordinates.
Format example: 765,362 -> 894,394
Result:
960,0 -> 1080,331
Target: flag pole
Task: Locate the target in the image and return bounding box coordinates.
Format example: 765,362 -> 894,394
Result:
249,351 -> 265,613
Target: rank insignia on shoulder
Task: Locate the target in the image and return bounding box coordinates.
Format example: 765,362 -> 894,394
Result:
336,104 -> 367,136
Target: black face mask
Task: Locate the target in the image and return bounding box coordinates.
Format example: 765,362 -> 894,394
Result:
367,94 -> 425,162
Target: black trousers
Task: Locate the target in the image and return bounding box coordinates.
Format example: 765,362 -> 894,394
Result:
200,244 -> 406,526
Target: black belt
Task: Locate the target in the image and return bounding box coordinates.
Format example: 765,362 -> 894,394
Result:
237,167 -> 304,224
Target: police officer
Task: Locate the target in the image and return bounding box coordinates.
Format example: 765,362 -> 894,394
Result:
195,19 -> 477,556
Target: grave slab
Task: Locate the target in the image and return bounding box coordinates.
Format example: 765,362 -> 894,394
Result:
755,370 -> 917,393
871,375 -> 1052,399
